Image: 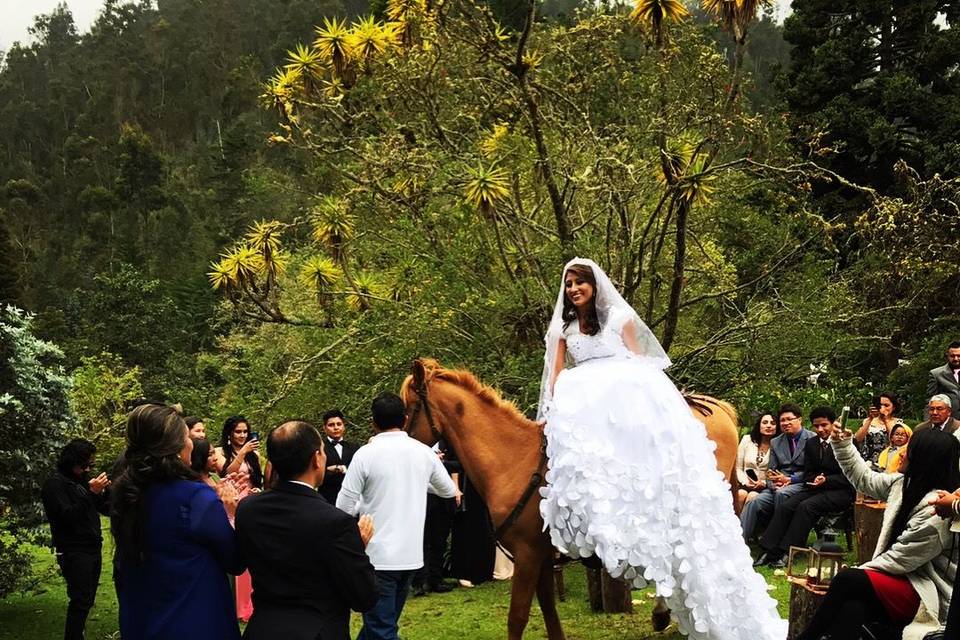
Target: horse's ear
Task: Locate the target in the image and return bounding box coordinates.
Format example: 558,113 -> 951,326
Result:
411,358 -> 426,388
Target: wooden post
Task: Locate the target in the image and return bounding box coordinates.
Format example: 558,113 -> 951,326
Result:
584,565 -> 603,611
600,570 -> 633,613
854,500 -> 886,565
787,578 -> 826,640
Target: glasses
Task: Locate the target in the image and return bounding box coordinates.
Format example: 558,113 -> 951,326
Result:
781,416 -> 801,423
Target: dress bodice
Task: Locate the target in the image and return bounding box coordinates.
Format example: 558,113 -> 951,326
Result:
564,318 -> 631,366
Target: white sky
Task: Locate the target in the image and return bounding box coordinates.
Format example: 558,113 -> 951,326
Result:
0,0 -> 796,53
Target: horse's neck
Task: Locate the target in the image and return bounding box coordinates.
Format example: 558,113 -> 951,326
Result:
436,385 -> 542,518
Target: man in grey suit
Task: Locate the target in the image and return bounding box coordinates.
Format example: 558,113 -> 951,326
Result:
926,341 -> 960,420
913,395 -> 960,434
741,403 -> 816,541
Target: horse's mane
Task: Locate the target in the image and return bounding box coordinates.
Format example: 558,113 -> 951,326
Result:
412,359 -> 535,427
684,392 -> 737,422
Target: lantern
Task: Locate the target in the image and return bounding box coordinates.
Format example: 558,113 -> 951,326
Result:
786,546 -> 814,582
812,530 -> 845,589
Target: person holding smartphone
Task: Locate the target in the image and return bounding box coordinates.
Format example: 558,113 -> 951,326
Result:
855,392 -> 906,469
735,412 -> 780,513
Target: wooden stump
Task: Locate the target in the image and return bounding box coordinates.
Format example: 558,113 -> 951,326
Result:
583,566 -> 632,613
787,578 -> 826,640
854,500 -> 886,565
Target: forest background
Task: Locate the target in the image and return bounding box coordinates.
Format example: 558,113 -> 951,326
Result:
1,0 -> 959,596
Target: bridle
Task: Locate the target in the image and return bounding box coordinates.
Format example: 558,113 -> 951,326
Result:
403,376 -> 442,441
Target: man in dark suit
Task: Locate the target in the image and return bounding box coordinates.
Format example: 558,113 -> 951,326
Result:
755,407 -> 855,567
236,421 -> 378,640
927,342 -> 960,420
411,439 -> 460,596
319,409 -> 360,505
914,395 -> 960,435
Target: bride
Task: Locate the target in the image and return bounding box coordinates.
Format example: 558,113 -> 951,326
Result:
538,258 -> 785,640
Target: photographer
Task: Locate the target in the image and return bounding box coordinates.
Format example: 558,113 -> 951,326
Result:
41,439 -> 111,640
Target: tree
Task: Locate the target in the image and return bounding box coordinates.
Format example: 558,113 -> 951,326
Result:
0,306 -> 72,597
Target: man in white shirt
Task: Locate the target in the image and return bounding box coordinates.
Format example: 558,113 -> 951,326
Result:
337,392 -> 458,640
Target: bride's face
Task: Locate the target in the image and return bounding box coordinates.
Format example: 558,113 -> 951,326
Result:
564,270 -> 595,308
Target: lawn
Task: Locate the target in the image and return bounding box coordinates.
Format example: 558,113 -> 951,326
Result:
1,526 -> 842,640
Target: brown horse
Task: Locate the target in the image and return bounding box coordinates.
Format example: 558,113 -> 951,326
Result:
400,358 -> 740,640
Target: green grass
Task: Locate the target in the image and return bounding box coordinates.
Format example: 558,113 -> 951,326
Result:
1,528 -> 854,639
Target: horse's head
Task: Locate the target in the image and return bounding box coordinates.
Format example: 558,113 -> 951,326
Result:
400,357 -> 444,446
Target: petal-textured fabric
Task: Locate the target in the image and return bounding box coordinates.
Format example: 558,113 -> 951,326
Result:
541,355 -> 786,640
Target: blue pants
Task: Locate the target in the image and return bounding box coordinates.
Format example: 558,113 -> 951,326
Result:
740,482 -> 804,540
357,569 -> 416,640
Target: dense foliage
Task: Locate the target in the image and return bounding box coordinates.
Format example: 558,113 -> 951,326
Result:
0,307 -> 72,596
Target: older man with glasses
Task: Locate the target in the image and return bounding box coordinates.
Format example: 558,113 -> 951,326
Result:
741,403 -> 816,544
914,395 -> 960,435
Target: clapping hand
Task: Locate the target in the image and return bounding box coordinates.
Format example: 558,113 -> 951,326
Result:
217,480 -> 240,518
88,473 -> 110,494
358,515 -> 375,547
929,489 -> 960,518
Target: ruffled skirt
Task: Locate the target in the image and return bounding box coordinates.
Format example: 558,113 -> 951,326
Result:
540,358 -> 785,640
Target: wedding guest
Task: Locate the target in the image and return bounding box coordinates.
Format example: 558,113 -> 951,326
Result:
112,403 -> 243,640
854,392 -> 906,467
218,416 -> 263,491
449,472 -> 496,588
740,403 -> 814,540
755,407 -> 855,568
877,425 -> 912,474
412,439 -> 459,596
735,412 -> 779,513
914,396 -> 960,435
190,438 -> 240,518
186,417 -> 206,439
41,439 -> 110,640
337,392 -> 459,640
926,342 -> 960,420
797,425 -> 960,640
236,421 -> 377,640
319,409 -> 359,505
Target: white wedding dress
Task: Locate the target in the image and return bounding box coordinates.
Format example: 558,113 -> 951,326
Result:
539,264 -> 785,640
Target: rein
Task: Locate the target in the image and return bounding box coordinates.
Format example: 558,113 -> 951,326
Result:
404,375 -> 548,556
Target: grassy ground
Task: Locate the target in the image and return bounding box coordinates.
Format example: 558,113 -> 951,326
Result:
1,527 -> 848,640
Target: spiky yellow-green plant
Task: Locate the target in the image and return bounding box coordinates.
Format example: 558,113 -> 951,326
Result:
464,164 -> 511,216
314,16 -> 353,77
480,123 -> 509,159
702,0 -> 773,37
629,0 -> 690,34
386,0 -> 428,46
347,271 -> 384,311
299,255 -> 342,290
246,220 -> 287,286
285,43 -> 325,95
260,67 -> 302,116
310,195 -> 356,261
208,245 -> 263,291
349,16 -> 395,65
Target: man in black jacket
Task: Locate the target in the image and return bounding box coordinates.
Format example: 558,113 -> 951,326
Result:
236,421 -> 377,640
41,439 -> 111,640
755,406 -> 855,567
319,409 -> 360,505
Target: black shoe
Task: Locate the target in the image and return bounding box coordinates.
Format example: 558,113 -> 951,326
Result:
752,553 -> 770,568
411,584 -> 427,597
428,581 -> 454,593
767,557 -> 786,569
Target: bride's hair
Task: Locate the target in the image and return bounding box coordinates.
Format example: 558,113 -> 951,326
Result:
561,264 -> 600,335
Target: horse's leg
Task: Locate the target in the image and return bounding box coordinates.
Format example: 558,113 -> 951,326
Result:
535,547 -> 566,640
652,596 -> 671,632
507,543 -> 541,640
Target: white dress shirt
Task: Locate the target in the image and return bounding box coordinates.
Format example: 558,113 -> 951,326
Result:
336,431 -> 457,570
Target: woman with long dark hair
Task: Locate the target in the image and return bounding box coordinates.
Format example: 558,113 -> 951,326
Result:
217,416 -> 263,492
855,391 -> 906,469
735,412 -> 780,512
797,426 -> 960,640
111,404 -> 243,640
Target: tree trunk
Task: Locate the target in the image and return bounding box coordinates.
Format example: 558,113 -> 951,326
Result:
660,197 -> 689,352
787,579 -> 825,640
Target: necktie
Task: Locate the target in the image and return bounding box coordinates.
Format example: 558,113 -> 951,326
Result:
788,437 -> 795,456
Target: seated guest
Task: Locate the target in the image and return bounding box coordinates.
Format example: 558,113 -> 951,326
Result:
736,412 -> 779,513
112,403 -> 243,640
914,395 -> 960,435
741,403 -> 815,540
337,393 -> 459,640
877,425 -> 913,474
797,425 -> 960,640
319,409 -> 359,505
235,421 -> 377,640
754,407 -> 855,568
855,392 -> 906,468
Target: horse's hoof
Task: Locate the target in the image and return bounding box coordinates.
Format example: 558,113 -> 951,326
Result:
651,611 -> 671,632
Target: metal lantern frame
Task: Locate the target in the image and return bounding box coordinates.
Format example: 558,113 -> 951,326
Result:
786,545 -> 844,592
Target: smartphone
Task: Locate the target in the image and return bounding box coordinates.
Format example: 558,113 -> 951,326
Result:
838,406 -> 850,430
746,469 -> 759,482
249,431 -> 260,443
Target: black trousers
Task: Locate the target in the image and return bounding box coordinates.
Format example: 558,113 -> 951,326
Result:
798,568 -> 898,640
57,548 -> 102,640
413,495 -> 455,588
761,488 -> 852,555
944,557 -> 960,638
